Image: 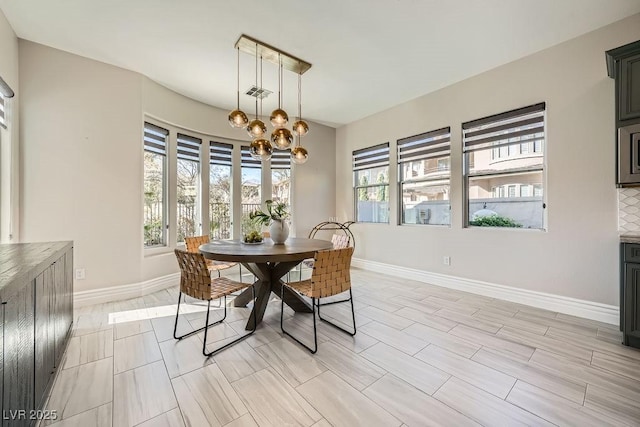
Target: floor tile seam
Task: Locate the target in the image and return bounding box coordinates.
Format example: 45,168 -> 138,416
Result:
46,402 -> 112,427
113,355 -> 164,376
417,343 -> 518,398
502,379 -> 562,427
492,357 -> 589,406
155,320 -> 208,427
293,369 -> 404,427
585,362 -> 640,385
471,346 -> 589,394
113,328 -> 156,341
362,368 -> 459,419
498,329 -> 593,362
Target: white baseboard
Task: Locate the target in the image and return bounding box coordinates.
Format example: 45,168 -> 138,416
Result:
352,258 -> 619,326
74,273 -> 180,307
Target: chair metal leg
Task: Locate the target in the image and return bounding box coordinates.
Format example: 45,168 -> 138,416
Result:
174,292 -> 226,341
202,286 -> 256,357
317,288 -> 356,336
280,283 -> 318,354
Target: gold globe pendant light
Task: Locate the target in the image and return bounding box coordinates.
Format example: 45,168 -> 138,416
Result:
291,67 -> 309,164
250,138 -> 273,161
249,54 -> 273,161
291,144 -> 308,165
230,35 -> 311,163
246,43 -> 267,139
292,70 -> 309,137
292,119 -> 309,137
270,54 -> 289,129
228,47 -> 249,128
272,128 -> 293,150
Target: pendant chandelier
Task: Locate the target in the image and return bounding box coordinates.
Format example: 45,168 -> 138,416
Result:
229,35 -> 311,163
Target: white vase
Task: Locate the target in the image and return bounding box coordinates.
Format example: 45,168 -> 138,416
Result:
270,219 -> 289,244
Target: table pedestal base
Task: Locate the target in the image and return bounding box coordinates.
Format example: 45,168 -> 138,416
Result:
233,261 -> 312,330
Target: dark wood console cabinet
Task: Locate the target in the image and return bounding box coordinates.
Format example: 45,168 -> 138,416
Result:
606,40 -> 640,185
0,242 -> 73,426
621,242 -> 640,348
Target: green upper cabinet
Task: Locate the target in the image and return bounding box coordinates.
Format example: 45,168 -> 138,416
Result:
607,40 -> 640,126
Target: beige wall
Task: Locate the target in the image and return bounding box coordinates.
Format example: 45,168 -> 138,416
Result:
0,8 -> 19,243
19,40 -> 144,291
337,14 -> 640,306
19,40 -> 336,291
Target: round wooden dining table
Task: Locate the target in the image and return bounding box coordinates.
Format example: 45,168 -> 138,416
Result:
199,237 -> 333,330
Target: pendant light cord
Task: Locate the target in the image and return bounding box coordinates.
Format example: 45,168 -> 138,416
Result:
298,66 -> 302,121
254,42 -> 258,119
236,47 -> 240,108
259,55 -> 263,117
278,53 -> 282,109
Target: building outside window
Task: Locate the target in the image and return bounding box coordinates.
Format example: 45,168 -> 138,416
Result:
463,103 -> 546,229
398,127 -> 451,225
209,141 -> 233,240
353,143 -> 390,223
143,122 -> 168,247
176,133 -> 201,243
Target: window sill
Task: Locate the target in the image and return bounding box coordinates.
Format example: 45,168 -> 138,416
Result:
144,245 -> 173,257
465,225 -> 547,232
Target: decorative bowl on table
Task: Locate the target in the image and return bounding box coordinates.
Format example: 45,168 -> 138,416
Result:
242,231 -> 264,245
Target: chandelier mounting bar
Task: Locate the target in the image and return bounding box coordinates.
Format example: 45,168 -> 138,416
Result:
235,34 -> 312,75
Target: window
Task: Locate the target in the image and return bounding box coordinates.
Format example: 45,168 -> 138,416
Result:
353,143 -> 390,223
143,122 -> 168,247
271,149 -> 291,207
176,133 -> 201,243
398,127 -> 451,225
241,146 -> 262,233
210,141 -> 233,240
463,103 -> 545,229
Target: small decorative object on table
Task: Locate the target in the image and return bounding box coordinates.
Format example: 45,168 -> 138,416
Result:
250,200 -> 290,244
242,230 -> 264,244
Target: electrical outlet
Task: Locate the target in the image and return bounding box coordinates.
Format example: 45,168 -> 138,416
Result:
75,268 -> 86,280
443,256 -> 451,266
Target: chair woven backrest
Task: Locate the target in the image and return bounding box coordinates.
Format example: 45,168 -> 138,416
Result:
185,235 -> 210,253
331,233 -> 350,249
309,247 -> 354,298
174,249 -> 212,300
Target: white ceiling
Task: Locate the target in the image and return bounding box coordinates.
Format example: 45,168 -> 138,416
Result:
2,0 -> 640,127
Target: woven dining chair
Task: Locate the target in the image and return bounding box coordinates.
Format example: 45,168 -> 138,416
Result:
185,235 -> 245,282
281,246 -> 356,354
289,233 -> 351,293
174,249 -> 256,357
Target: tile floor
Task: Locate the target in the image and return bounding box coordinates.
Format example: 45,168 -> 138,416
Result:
43,269 -> 640,427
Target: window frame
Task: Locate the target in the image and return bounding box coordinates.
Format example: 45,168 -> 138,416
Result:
352,143 -> 390,224
209,140 -> 234,240
462,103 -> 547,230
176,132 -> 202,244
143,122 -> 169,248
397,127 -> 451,227
240,145 -> 263,234
271,149 -> 291,208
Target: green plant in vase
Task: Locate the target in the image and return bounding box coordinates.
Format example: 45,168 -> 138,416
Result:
250,200 -> 290,244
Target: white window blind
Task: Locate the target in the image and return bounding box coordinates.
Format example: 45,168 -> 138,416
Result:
398,127 -> 450,164
144,122 -> 168,155
177,133 -> 201,162
210,141 -> 233,166
463,103 -> 545,153
241,146 -> 261,168
271,149 -> 291,170
352,143 -> 390,171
